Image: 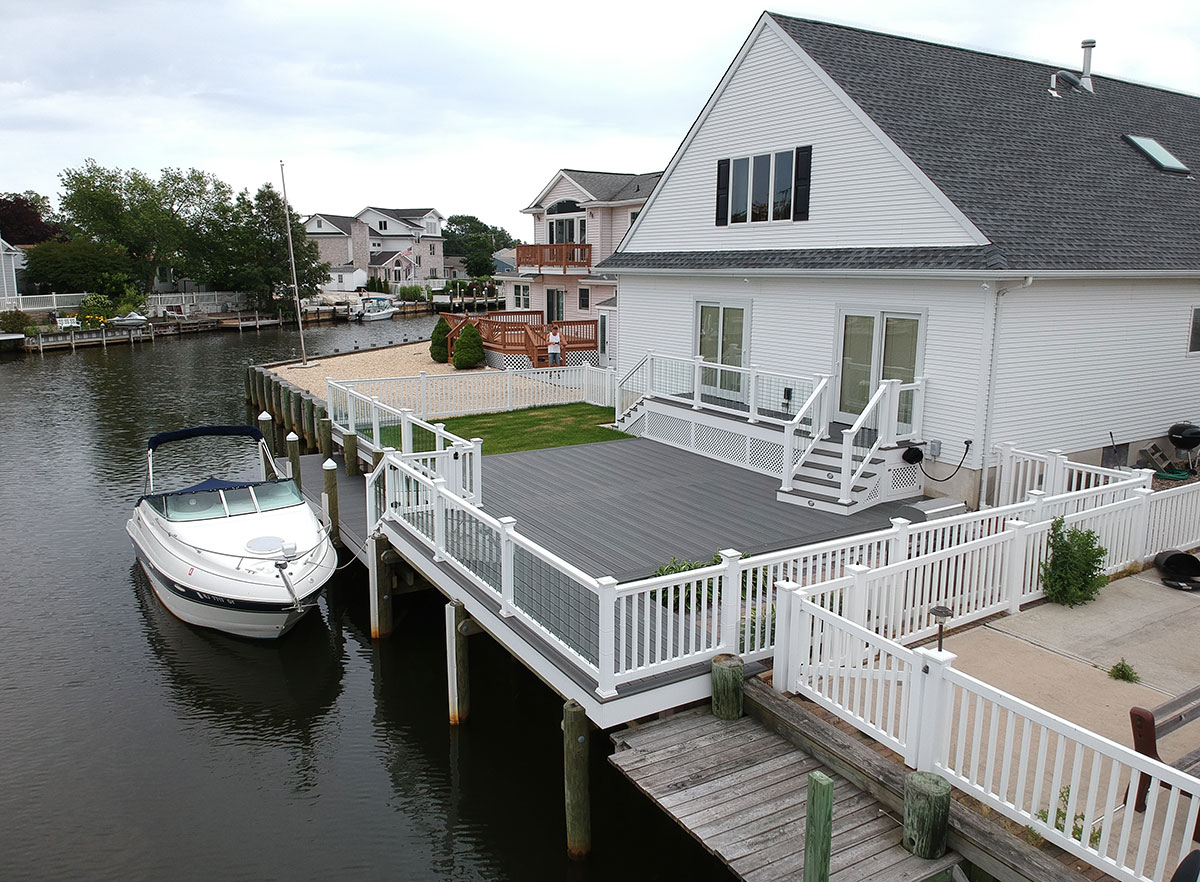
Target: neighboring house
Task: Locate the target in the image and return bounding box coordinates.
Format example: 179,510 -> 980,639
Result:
492,248 -> 517,274
497,168 -> 661,368
444,256 -> 468,280
599,13 -> 1200,508
0,237 -> 26,308
304,207 -> 445,293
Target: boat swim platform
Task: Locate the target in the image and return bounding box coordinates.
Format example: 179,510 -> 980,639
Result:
610,706 -> 960,882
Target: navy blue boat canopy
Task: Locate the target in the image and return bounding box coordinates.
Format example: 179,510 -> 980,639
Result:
147,425 -> 265,451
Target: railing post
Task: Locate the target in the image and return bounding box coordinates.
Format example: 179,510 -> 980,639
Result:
995,441 -> 1016,507
471,438 -> 484,506
781,422 -> 797,492
596,576 -> 618,698
889,517 -> 912,565
815,373 -> 833,437
347,393 -> 357,434
1026,489 -> 1047,522
419,370 -> 428,417
498,516 -> 517,617
839,428 -> 855,504
1130,487 -> 1154,563
371,396 -> 381,448
1047,448 -> 1069,495
909,647 -> 957,773
773,580 -> 801,692
646,354 -> 656,399
507,369 -> 514,411
881,378 -> 901,447
748,364 -> 759,423
911,376 -> 926,440
435,423 -> 446,452
1002,519 -> 1030,614
718,548 -> 744,653
844,563 -> 870,631
692,356 -> 704,410
399,408 -> 414,453
432,477 -> 447,561
1136,467 -> 1156,491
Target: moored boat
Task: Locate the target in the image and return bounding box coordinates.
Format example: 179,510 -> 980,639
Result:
356,296 -> 397,321
108,311 -> 149,327
125,426 -> 338,639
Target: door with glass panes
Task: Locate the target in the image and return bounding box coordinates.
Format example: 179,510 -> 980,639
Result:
696,303 -> 747,402
546,289 -> 566,324
836,312 -> 920,427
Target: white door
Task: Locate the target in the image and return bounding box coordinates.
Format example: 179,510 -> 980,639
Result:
598,312 -> 609,368
696,303 -> 747,402
836,312 -> 920,423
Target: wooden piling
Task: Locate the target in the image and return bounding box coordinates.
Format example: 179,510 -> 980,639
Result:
301,395 -> 315,450
711,653 -> 744,720
804,771 -> 834,882
318,416 -> 333,460
563,699 -> 591,859
344,432 -> 359,477
369,533 -> 394,639
322,458 -> 340,546
446,600 -> 469,723
257,412 -> 275,473
272,377 -> 284,425
902,771 -> 951,859
243,366 -> 252,402
281,385 -> 293,433
286,432 -> 302,490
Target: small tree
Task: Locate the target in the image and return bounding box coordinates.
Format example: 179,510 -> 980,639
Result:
1040,517 -> 1107,607
430,316 -> 450,363
0,310 -> 32,334
452,322 -> 485,369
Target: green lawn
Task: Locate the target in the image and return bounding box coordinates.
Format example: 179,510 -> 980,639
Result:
441,403 -> 628,455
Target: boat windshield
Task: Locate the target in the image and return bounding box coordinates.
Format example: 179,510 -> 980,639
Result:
146,480 -> 304,522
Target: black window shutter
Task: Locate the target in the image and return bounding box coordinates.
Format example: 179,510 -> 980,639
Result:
715,159 -> 730,226
793,146 -> 812,222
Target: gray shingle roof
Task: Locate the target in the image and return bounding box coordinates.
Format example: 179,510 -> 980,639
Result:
309,214 -> 356,235
608,15 -> 1200,273
599,246 -> 1005,272
369,250 -> 401,266
369,207 -> 438,227
560,170 -> 663,204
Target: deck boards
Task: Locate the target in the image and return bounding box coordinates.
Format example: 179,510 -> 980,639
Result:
611,709 -> 959,882
480,438 -> 910,580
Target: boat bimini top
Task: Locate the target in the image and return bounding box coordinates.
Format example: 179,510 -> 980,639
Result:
145,424 -> 280,495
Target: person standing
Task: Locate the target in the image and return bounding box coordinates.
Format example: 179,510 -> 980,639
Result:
547,324 -> 562,366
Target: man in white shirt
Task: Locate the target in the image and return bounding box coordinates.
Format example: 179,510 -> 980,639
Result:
547,325 -> 562,366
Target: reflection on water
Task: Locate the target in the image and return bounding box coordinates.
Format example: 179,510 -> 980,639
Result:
0,322 -> 734,882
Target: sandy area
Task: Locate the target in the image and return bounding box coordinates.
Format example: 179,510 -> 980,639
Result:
273,342 -> 495,398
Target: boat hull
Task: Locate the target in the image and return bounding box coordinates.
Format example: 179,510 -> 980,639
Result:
132,542 -> 321,640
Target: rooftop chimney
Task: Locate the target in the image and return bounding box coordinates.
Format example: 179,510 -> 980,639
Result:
1080,39 -> 1096,92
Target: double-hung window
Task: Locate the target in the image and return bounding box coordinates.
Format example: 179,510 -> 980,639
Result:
716,146 -> 812,226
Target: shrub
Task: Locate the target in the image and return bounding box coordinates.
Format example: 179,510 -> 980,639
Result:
1040,517 -> 1107,607
0,310 -> 32,334
429,317 -> 450,363
396,284 -> 425,302
452,322 -> 485,369
1109,658 -> 1140,682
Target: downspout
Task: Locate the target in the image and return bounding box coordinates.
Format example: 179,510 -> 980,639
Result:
978,275 -> 1033,507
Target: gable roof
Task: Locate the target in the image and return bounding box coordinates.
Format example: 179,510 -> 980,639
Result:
366,207 -> 443,228
525,170 -> 664,212
308,213 -> 356,236
604,14 -> 1200,273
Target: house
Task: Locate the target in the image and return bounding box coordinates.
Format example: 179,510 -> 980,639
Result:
497,168 -> 661,369
0,236 -> 25,309
444,256 -> 468,280
304,207 -> 445,293
491,248 -> 517,274
599,13 -> 1200,509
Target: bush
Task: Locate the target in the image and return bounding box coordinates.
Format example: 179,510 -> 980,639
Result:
78,293 -> 115,327
396,284 -> 426,302
430,316 -> 450,363
452,322 -> 485,369
0,310 -> 32,334
1040,517 -> 1107,607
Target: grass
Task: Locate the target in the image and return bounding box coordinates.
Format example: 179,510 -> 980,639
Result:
377,403 -> 628,456
1109,658 -> 1141,683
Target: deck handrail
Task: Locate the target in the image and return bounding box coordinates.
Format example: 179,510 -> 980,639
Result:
780,374 -> 832,492
838,379 -> 899,504
516,243 -> 592,270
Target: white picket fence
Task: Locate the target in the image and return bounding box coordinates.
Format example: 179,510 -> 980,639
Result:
330,363 -> 615,421
993,442 -> 1135,506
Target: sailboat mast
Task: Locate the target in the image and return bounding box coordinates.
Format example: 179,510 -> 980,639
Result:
279,160 -> 308,366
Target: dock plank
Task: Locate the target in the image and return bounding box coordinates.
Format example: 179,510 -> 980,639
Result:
610,708 -> 959,882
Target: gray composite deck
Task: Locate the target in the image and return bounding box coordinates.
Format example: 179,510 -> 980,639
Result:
479,438 -> 913,581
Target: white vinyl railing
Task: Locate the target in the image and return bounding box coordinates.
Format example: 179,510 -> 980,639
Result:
332,363 -> 614,419
780,374 -> 833,492
994,442 -> 1135,507
838,379 -> 897,504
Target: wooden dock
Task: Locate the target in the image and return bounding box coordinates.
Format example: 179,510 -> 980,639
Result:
610,707 -> 960,882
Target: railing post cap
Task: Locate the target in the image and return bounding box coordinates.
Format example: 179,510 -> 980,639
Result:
1131,486 -> 1154,497
914,647 -> 957,665
890,517 -> 912,528
1027,489 -> 1046,498
596,576 -> 618,588
776,579 -> 801,591
258,411 -> 271,420
719,548 -> 741,561
286,431 -> 299,441
498,515 -> 517,527
845,562 -> 872,574
1005,518 -> 1029,528
322,458 -> 338,470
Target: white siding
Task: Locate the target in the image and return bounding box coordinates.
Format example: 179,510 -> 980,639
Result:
991,279 -> 1200,456
616,274 -> 990,468
626,25 -> 982,253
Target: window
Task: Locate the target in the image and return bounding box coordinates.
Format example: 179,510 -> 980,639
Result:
426,220 -> 437,234
1125,135 -> 1190,173
716,147 -> 812,226
549,218 -> 579,244
578,288 -> 589,310
315,218 -> 322,229
579,219 -> 586,243
630,210 -> 640,224
429,243 -> 435,254
415,255 -> 421,267
337,274 -> 343,283
379,220 -> 388,230
1190,307 -> 1200,353
514,284 -> 530,309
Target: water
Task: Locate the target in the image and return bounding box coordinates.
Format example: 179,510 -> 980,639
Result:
0,319 -> 734,882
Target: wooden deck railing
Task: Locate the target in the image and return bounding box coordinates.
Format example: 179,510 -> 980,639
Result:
516,243 -> 592,271
443,312 -> 598,361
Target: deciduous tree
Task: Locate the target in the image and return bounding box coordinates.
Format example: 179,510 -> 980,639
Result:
0,191 -> 60,244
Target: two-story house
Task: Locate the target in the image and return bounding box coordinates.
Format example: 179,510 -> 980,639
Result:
304,207 -> 445,293
499,169 -> 661,368
600,13 -> 1200,510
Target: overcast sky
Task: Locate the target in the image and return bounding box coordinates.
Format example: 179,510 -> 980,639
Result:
3,0 -> 1199,239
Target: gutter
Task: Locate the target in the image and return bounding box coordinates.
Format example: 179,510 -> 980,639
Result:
596,265 -> 1200,281
978,276 -> 1034,507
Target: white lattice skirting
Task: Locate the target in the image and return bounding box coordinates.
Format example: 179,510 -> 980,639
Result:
484,350 -> 599,370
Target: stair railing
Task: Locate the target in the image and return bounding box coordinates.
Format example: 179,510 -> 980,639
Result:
614,353 -> 651,424
779,374 -> 832,492
838,379 -> 901,504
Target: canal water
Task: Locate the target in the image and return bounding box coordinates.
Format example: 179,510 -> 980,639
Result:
0,319 -> 735,881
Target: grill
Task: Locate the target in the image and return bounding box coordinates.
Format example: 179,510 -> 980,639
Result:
1168,422 -> 1200,451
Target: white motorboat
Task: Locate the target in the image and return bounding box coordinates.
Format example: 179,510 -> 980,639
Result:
356,296 -> 396,321
125,426 -> 338,640
108,311 -> 149,327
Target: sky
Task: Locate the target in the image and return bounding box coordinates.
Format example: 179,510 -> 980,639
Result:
3,0 -> 1199,239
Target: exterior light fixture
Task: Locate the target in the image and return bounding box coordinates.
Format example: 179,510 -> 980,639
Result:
930,605 -> 952,652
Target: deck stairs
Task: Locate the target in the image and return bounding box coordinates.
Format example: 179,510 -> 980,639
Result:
616,397 -> 922,515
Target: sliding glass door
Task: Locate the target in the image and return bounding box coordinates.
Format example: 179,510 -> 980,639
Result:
836,311 -> 921,423
697,303 -> 747,399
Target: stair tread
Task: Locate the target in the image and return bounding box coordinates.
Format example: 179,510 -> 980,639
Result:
778,487 -> 857,507
791,475 -> 872,493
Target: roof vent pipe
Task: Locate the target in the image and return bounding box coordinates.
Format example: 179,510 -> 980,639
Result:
1080,39 -> 1096,92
